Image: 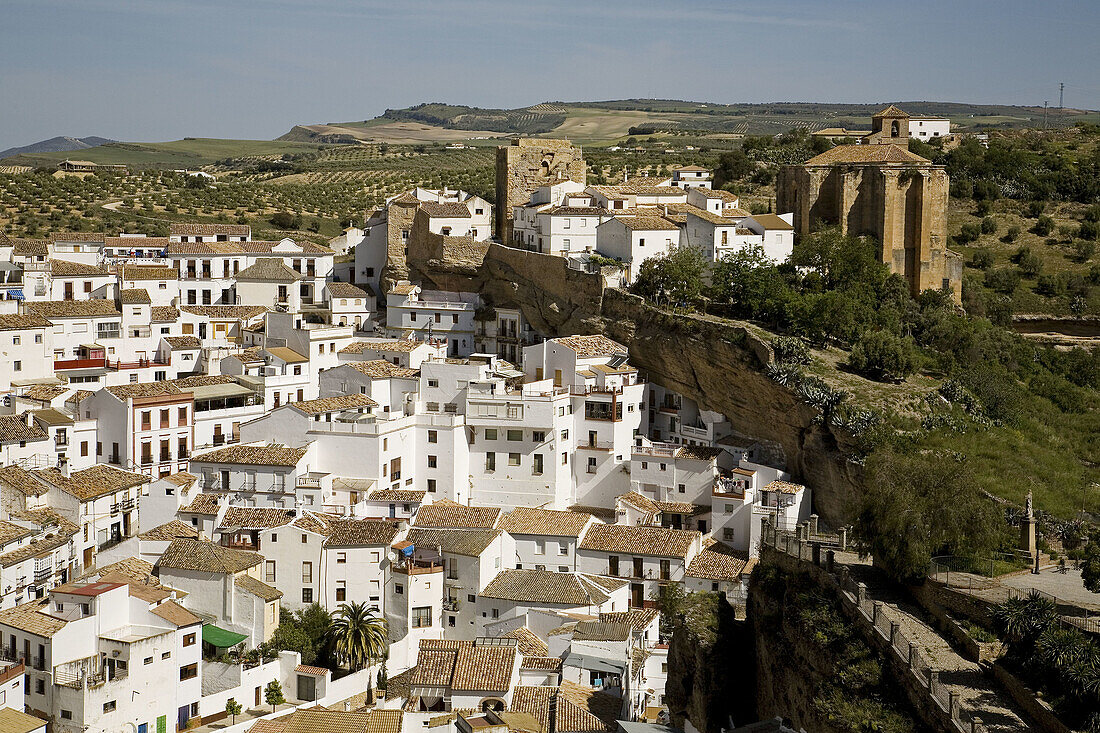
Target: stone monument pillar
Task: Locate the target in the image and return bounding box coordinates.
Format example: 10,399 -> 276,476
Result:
1020,490 -> 1038,563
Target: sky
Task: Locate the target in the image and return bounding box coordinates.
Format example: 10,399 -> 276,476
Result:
2,0 -> 1099,151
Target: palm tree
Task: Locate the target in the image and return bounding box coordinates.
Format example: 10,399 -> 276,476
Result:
328,602 -> 388,671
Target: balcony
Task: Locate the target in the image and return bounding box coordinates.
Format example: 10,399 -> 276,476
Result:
53,357 -> 107,371
297,473 -> 325,489
34,567 -> 51,583
393,559 -> 442,575
442,599 -> 460,612
577,441 -> 613,451
110,358 -> 169,371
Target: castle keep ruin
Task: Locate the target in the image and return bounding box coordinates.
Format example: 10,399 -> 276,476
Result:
495,138 -> 586,242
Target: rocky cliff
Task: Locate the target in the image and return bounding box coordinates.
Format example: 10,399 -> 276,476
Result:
406,238 -> 864,526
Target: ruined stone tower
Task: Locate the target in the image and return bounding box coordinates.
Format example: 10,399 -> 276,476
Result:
495,139 -> 586,242
777,106 -> 962,302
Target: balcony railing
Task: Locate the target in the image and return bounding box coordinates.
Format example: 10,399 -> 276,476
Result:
442,600 -> 459,612
577,441 -> 613,451
53,358 -> 107,371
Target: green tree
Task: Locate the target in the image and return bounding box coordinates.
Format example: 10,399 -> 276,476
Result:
713,149 -> 754,188
264,679 -> 285,712
855,450 -> 1003,582
328,602 -> 388,671
225,698 -> 242,725
630,246 -> 708,309
1081,537 -> 1100,593
847,330 -> 920,381
263,604 -> 332,666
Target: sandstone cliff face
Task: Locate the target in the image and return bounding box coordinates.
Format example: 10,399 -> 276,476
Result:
406,240 -> 864,526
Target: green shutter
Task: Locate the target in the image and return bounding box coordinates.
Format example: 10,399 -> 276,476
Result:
157,715 -> 166,733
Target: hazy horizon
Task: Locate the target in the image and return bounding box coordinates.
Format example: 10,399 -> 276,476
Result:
2,0 -> 1099,151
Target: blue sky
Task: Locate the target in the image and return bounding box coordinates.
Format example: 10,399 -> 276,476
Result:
2,0 -> 1099,150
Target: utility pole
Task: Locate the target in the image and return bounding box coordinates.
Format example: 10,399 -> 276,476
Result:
1059,82 -> 1065,110
1043,101 -> 1049,130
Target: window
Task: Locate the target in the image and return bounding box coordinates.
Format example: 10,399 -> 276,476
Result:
301,533 -> 307,544
265,561 -> 276,583
395,584 -> 403,595
562,452 -> 568,465
183,633 -> 196,647
508,452 -> 521,466
337,552 -> 346,564
558,542 -> 568,556
302,562 -> 312,583
162,652 -> 171,660
35,678 -> 44,694
141,411 -> 151,430
560,429 -> 569,441
178,406 -> 187,423
61,711 -> 72,720
678,483 -> 686,493
336,582 -> 346,602
302,588 -> 313,603
427,379 -> 439,388
144,657 -> 153,665
532,431 -> 546,442
427,479 -> 437,492
535,540 -> 545,555
11,336 -> 20,346
103,701 -> 117,713
484,428 -> 498,440
723,528 -> 735,541
427,455 -> 437,468
587,457 -> 597,473
428,430 -> 438,443
507,429 -> 523,441
12,361 -> 20,372
180,663 -> 198,681
412,606 -> 432,628
485,452 -> 496,472
533,454 -> 544,475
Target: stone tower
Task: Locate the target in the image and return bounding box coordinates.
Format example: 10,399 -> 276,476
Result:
776,106 -> 962,301
495,139 -> 586,242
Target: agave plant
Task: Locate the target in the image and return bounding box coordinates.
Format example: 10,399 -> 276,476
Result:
991,591 -> 1058,654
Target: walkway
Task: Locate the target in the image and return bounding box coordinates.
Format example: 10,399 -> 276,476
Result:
843,561 -> 1033,733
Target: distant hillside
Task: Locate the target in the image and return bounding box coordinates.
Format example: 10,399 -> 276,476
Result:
0,136 -> 115,160
281,99 -> 1100,145
2,138 -> 323,170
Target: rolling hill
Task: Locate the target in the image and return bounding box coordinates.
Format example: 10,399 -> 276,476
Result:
0,135 -> 116,160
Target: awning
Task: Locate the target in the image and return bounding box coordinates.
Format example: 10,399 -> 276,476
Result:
202,624 -> 248,648
190,383 -> 255,401
7,289 -> 23,300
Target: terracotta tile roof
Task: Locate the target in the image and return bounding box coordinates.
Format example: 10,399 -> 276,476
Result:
685,208 -> 744,226
327,281 -> 371,299
150,600 -> 202,627
120,265 -> 179,281
106,382 -> 185,399
86,556 -> 159,585
598,608 -> 658,632
591,182 -> 684,197
264,346 -> 309,364
192,443 -> 307,467
105,236 -> 170,249
0,706 -> 51,733
414,501 -> 500,529
367,488 -> 425,503
0,314 -> 52,331
675,445 -> 723,461
10,238 -> 49,256
579,524 -> 698,559
568,505 -> 616,522
34,464 -> 147,501
324,519 -> 402,547
268,707 -> 401,733
117,575 -> 174,603
653,500 -> 707,516
618,491 -> 660,515
519,656 -> 561,671
804,144 -> 930,166
614,213 -> 679,231
290,394 -> 378,415
341,338 -> 422,354
551,335 -> 627,358
747,213 -> 794,231
389,282 -> 417,295
235,258 -> 303,282
25,299 -> 120,318
248,721 -> 287,733
139,520 -> 198,542
151,306 -> 180,322
221,507 -> 299,529
236,574 -> 283,601
420,201 -> 472,218
51,231 -> 108,242
404,527 -> 501,557
0,598 -> 67,637
163,471 -> 198,488
498,507 -> 591,537
763,479 -> 805,494
169,375 -> 238,388
0,517 -> 77,568
119,288 -> 151,304
292,513 -> 331,536
50,259 -> 109,277
0,465 -> 48,497
180,493 -> 221,514
686,541 -> 752,581
411,646 -> 459,687
179,304 -> 268,320
481,570 -> 609,606
343,360 -> 420,379
170,223 -> 251,237
572,620 -> 629,642
501,627 -> 549,657
157,538 -> 263,574
547,206 -> 608,216
164,335 -> 201,349
452,644 -> 516,691
510,686 -> 556,730
556,681 -> 620,733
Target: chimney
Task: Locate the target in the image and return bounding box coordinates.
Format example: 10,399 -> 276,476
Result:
23,411 -> 33,429
58,457 -> 70,478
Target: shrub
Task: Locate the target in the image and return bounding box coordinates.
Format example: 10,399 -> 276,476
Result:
1035,274 -> 1066,297
975,200 -> 993,217
270,211 -> 301,229
957,223 -> 982,244
985,267 -> 1021,294
980,216 -> 998,235
971,248 -> 995,270
1075,239 -> 1096,263
772,336 -> 811,365
848,330 -> 920,381
1080,220 -> 1100,241
1002,225 -> 1021,243
1025,201 -> 1046,218
1032,215 -> 1055,236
